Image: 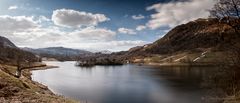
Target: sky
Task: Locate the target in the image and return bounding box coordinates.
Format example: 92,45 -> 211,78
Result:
0,0 -> 216,51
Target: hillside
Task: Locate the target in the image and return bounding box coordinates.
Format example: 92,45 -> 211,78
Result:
0,65 -> 77,103
144,18 -> 238,54
0,36 -> 39,64
124,18 -> 240,65
0,36 -> 77,103
0,36 -> 17,48
23,47 -> 92,61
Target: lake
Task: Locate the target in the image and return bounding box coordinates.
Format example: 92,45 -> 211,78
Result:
31,61 -> 213,103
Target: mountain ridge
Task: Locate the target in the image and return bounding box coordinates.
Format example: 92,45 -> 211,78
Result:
0,36 -> 39,64
22,47 -> 92,61
121,18 -> 240,64
0,36 -> 17,48
128,18 -> 238,55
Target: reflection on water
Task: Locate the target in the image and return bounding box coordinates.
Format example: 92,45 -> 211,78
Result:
31,61 -> 214,103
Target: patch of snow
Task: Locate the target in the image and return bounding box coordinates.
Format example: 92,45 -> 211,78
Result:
174,56 -> 186,62
193,51 -> 208,62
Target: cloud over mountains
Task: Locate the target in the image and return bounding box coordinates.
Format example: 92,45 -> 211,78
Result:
0,15 -> 38,32
0,0 -> 217,51
146,0 -> 216,29
52,9 -> 109,28
0,8 -> 146,51
118,28 -> 136,35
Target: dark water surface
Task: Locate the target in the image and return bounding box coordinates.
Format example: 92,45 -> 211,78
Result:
31,61 -> 213,103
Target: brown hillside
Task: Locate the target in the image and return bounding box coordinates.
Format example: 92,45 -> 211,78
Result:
136,18 -> 239,55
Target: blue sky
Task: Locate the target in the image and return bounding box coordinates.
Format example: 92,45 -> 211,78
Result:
0,0 -> 216,51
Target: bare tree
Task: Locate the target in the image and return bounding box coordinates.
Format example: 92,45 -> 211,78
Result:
210,0 -> 240,34
15,50 -> 35,78
15,51 -> 27,78
204,1 -> 240,102
15,52 -> 24,78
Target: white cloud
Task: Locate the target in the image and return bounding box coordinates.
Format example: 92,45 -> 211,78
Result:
2,24 -> 145,51
36,7 -> 40,10
4,26 -> 115,47
146,0 -> 216,29
92,40 -> 148,51
118,28 -> 136,35
38,16 -> 50,22
52,8 -> 109,28
69,27 -> 116,41
136,25 -> 146,31
3,26 -> 143,51
1,26 -> 67,47
0,15 -> 131,51
132,14 -> 145,20
8,5 -> 18,10
0,19 -> 117,50
0,15 -> 38,32
0,10 -> 147,51
65,40 -> 148,52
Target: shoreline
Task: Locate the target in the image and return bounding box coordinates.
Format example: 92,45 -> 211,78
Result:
29,65 -> 59,71
138,62 -> 219,67
0,62 -> 78,103
28,64 -> 78,102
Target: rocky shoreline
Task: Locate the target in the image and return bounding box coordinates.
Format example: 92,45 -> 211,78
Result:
0,62 -> 78,103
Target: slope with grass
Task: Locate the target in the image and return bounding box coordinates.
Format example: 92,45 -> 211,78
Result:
124,18 -> 240,65
0,36 -> 78,103
0,65 -> 77,103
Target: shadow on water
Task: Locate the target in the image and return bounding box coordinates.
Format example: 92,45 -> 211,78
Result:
31,61 -> 218,103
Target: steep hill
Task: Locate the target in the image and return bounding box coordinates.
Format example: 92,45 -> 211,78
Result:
0,36 -> 77,102
0,36 -> 17,48
144,18 -> 238,54
125,18 -> 240,64
0,36 -> 39,64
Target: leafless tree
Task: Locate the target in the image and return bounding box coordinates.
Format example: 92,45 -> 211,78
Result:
15,52 -> 24,78
15,50 -> 36,78
210,0 -> 240,34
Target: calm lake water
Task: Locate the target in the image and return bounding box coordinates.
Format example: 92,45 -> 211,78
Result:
31,61 -> 213,103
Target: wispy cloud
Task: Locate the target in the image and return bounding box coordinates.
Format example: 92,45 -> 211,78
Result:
0,15 -> 38,32
132,14 -> 145,20
146,0 -> 216,29
118,28 -> 136,35
8,5 -> 18,10
136,25 -> 146,31
0,15 -> 142,51
52,9 -> 110,28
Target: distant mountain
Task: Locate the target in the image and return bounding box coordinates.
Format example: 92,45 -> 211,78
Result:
23,47 -> 91,56
0,36 -> 17,48
97,50 -> 112,54
23,47 -> 92,61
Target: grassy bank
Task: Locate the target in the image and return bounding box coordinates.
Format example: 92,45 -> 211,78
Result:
143,62 -> 219,67
132,51 -> 227,67
0,63 -> 78,103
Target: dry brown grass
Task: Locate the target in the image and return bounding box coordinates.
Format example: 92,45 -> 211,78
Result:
0,64 -> 78,103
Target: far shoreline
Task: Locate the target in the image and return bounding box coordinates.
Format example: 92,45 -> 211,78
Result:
137,62 -> 220,67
